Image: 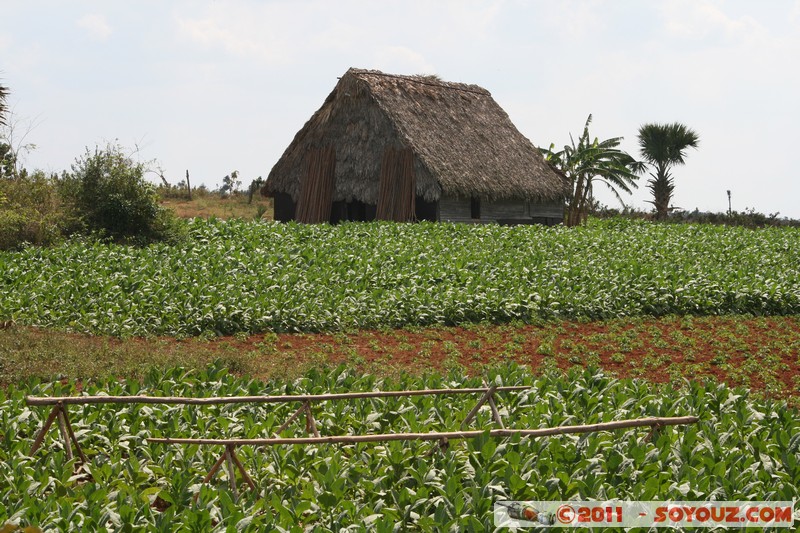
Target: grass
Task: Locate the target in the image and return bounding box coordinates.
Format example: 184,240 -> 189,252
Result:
159,192 -> 273,220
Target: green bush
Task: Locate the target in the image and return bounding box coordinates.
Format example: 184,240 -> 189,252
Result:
0,171 -> 66,250
0,208 -> 28,250
593,204 -> 800,228
60,143 -> 185,244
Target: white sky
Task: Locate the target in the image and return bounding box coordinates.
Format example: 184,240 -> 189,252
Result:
3,0 -> 799,217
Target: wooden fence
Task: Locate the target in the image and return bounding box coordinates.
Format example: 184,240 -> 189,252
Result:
25,385 -> 527,463
147,416 -> 697,500
26,387 -> 699,501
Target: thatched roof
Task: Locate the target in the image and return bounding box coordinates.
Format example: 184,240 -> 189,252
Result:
265,68 -> 569,203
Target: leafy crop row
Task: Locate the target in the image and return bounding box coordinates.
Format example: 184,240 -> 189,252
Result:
1,364 -> 798,530
1,218 -> 799,336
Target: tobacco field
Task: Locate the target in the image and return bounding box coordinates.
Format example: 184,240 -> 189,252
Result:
1,218 -> 799,337
1,364 -> 798,530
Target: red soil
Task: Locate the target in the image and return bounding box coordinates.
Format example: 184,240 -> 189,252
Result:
205,315 -> 800,402
15,316 -> 799,404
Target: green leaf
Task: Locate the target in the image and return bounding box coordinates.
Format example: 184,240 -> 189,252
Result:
317,491 -> 338,508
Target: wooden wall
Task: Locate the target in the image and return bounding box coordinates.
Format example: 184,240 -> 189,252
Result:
528,200 -> 564,219
439,196 -> 475,223
439,195 -> 564,225
276,191 -> 563,225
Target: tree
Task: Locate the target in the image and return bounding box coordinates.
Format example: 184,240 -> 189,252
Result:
637,123 -> 700,220
0,81 -> 8,126
1,81 -> 11,177
0,142 -> 16,178
247,176 -> 264,204
541,115 -> 645,226
0,106 -> 40,180
220,170 -> 241,196
60,142 -> 184,244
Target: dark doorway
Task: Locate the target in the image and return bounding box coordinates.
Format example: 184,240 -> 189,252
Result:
415,196 -> 439,221
329,200 -> 377,223
273,193 -> 296,222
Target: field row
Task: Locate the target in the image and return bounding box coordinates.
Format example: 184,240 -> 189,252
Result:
2,364 -> 798,530
3,315 -> 798,404
1,218 -> 799,336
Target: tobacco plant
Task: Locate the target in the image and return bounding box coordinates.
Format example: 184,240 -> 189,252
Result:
1,218 -> 798,337
1,363 -> 798,530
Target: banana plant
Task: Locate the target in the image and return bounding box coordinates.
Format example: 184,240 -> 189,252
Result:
541,115 -> 645,226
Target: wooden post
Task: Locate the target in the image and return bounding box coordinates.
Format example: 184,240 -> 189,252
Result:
225,445 -> 239,501
30,405 -> 61,456
482,379 -> 505,429
186,170 -> 192,200
194,452 -> 228,503
59,406 -> 88,464
274,403 -> 307,436
304,402 -> 320,438
274,401 -> 321,437
229,447 -> 257,492
203,452 -> 228,486
29,402 -> 87,464
460,384 -> 499,430
487,394 -> 504,429
57,409 -> 73,461
193,445 -> 255,502
643,421 -> 664,443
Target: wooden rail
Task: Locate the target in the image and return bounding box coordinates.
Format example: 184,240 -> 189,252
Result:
148,416 -> 700,446
25,386 -> 529,406
149,416 -> 700,500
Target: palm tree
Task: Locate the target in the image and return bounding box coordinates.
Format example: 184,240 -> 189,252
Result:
541,115 -> 645,226
637,123 -> 699,220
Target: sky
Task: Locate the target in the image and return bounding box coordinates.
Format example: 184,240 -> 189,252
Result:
2,0 -> 799,218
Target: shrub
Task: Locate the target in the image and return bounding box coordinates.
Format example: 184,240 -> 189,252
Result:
592,204 -> 800,228
0,171 -> 66,250
60,143 -> 185,244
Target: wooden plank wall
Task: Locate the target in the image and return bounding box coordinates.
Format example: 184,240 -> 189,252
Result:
439,196 -> 474,223
482,199 -> 527,220
529,200 -> 564,219
439,195 -> 564,224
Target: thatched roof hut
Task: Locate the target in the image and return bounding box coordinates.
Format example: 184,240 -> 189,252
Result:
265,68 -> 568,224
